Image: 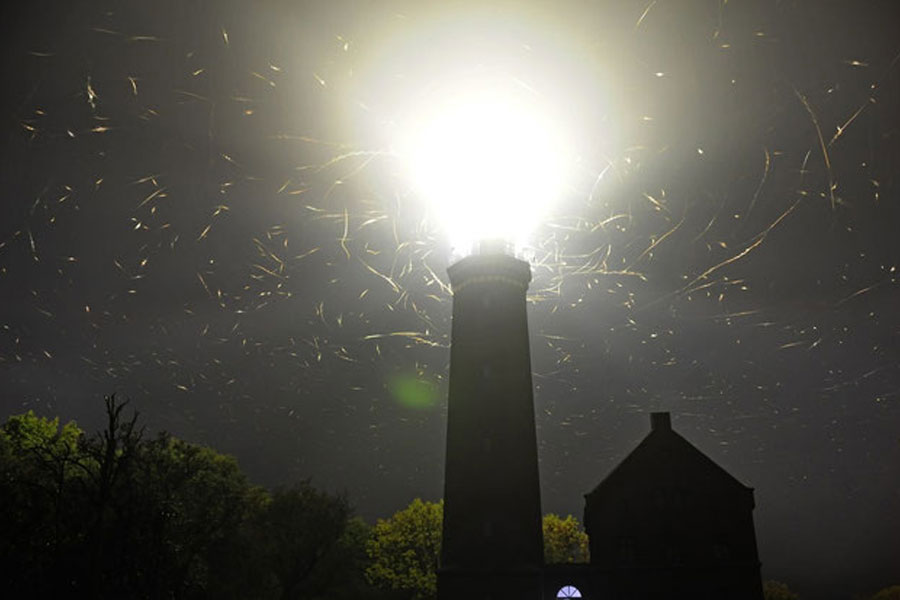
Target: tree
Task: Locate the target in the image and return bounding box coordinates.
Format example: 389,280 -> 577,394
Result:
0,398 -> 384,599
0,410 -> 85,595
77,394 -> 145,597
870,586 -> 900,600
366,498 -> 443,600
543,513 -> 589,563
304,516 -> 407,600
251,481 -> 353,600
125,432 -> 257,599
763,580 -> 800,600
0,397 -> 262,599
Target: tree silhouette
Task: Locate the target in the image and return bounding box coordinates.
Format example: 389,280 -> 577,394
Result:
869,586 -> 900,600
542,513 -> 590,564
251,482 -> 352,599
0,397 -> 361,599
0,410 -> 85,594
763,580 -> 800,600
366,498 -> 443,600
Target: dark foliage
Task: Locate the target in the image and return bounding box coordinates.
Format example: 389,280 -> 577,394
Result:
0,396 -> 392,599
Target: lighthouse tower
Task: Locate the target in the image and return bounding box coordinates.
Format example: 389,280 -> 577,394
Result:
438,246 -> 544,600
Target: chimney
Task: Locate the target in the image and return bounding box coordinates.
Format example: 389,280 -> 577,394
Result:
650,412 -> 671,432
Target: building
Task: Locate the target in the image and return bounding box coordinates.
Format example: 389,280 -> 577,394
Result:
438,250 -> 544,600
543,412 -> 764,600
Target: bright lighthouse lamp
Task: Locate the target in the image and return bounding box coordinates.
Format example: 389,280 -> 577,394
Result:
396,78 -> 570,254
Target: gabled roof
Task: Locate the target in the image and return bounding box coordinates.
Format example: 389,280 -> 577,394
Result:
585,412 -> 752,500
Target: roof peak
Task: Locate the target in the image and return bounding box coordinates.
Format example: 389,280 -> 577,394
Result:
650,411 -> 671,432
584,411 -> 754,499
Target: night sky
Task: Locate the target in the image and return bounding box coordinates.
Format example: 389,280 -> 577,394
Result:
1,1 -> 898,598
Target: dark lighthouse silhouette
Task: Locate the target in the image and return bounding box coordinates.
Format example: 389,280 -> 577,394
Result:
438,245 -> 764,600
440,247 -> 544,599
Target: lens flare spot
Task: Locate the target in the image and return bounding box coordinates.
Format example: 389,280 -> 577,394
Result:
389,374 -> 437,410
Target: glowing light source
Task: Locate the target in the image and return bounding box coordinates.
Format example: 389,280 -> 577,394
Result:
396,76 -> 570,254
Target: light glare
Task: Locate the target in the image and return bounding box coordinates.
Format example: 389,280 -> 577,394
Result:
397,81 -> 569,253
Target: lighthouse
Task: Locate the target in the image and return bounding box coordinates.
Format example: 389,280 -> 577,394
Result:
438,245 -> 544,600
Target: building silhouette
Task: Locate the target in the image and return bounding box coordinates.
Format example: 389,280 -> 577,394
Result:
439,251 -> 763,600
543,412 -> 764,599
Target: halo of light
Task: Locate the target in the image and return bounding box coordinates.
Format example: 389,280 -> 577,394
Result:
395,74 -> 571,254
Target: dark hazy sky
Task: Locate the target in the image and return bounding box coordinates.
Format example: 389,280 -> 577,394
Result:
1,1 -> 898,598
